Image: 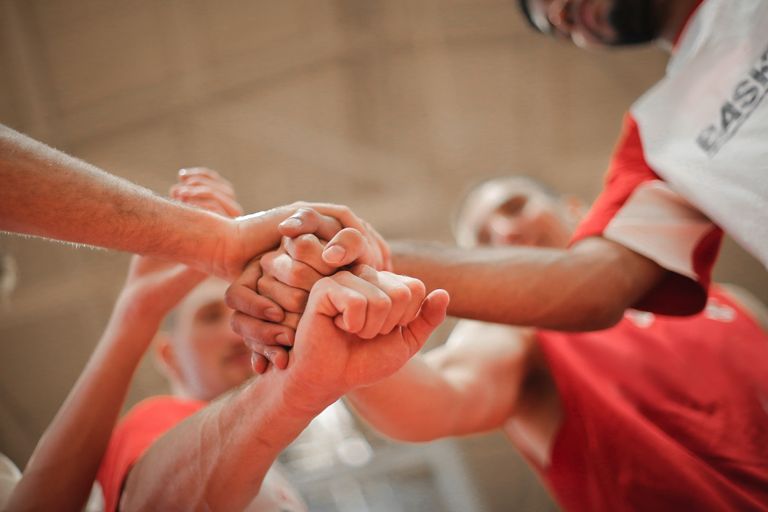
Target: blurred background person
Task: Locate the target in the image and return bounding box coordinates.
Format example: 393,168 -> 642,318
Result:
345,175 -> 768,511
452,175 -> 768,329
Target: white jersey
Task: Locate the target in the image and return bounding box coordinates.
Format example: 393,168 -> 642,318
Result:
632,0 -> 768,268
573,0 -> 768,314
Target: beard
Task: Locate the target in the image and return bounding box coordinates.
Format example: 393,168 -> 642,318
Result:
606,0 -> 661,45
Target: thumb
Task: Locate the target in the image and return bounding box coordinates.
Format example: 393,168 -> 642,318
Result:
402,289 -> 450,353
322,228 -> 370,267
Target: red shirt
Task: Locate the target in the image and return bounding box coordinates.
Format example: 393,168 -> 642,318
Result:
97,396 -> 307,512
97,396 -> 205,512
537,288 -> 768,511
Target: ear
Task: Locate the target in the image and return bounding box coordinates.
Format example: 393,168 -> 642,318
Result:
153,331 -> 183,384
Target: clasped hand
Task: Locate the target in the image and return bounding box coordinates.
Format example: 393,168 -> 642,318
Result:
225,211 -> 449,402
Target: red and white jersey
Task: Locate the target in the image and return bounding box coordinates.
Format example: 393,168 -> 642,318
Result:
573,0 -> 768,314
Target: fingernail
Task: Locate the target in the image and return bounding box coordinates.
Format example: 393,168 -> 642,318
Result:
276,333 -> 289,345
323,245 -> 346,264
265,308 -> 282,322
281,218 -> 302,229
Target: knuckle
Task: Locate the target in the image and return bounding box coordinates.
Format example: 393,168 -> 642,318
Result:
286,289 -> 309,312
296,233 -> 318,244
281,267 -> 306,288
256,277 -> 271,296
296,206 -> 316,218
389,285 -> 411,304
224,286 -> 240,309
358,264 -> 376,279
370,292 -> 392,312
407,278 -> 426,296
291,242 -> 312,262
293,234 -> 319,257
297,263 -> 317,282
335,270 -> 353,281
282,271 -> 302,289
314,276 -> 336,294
349,295 -> 367,311
260,252 -> 278,272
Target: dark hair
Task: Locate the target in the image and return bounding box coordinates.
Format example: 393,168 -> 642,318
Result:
518,0 -> 543,32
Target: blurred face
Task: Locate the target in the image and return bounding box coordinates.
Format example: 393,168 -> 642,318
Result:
473,185 -> 575,249
168,279 -> 253,401
524,0 -> 662,48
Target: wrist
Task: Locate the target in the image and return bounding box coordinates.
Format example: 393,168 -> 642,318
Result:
278,368 -> 342,417
203,214 -> 239,279
224,207 -> 292,279
228,368 -> 334,448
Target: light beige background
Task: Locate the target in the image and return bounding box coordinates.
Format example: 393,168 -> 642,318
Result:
1,1 -> 765,510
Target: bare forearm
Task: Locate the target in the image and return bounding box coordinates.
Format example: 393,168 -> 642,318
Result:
0,124 -> 231,273
390,238 -> 663,330
349,325 -> 530,442
6,303 -> 161,512
121,370 -> 320,511
347,359 -> 466,442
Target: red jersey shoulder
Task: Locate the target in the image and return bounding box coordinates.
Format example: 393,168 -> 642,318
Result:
571,114 -> 659,243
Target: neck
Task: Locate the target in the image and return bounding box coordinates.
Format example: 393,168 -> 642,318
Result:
656,0 -> 701,52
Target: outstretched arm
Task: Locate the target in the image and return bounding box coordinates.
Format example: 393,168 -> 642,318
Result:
0,124 -> 384,280
0,125 -> 234,274
5,171 -> 242,512
120,267 -> 447,511
229,206 -> 663,332
347,320 -> 537,442
387,237 -> 663,331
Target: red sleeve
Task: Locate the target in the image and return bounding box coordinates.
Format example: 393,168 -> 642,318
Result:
572,115 -> 661,242
97,396 -> 205,512
571,114 -> 722,316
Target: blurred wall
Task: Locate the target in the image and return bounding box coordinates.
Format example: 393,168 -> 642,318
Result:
1,1 -> 765,510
